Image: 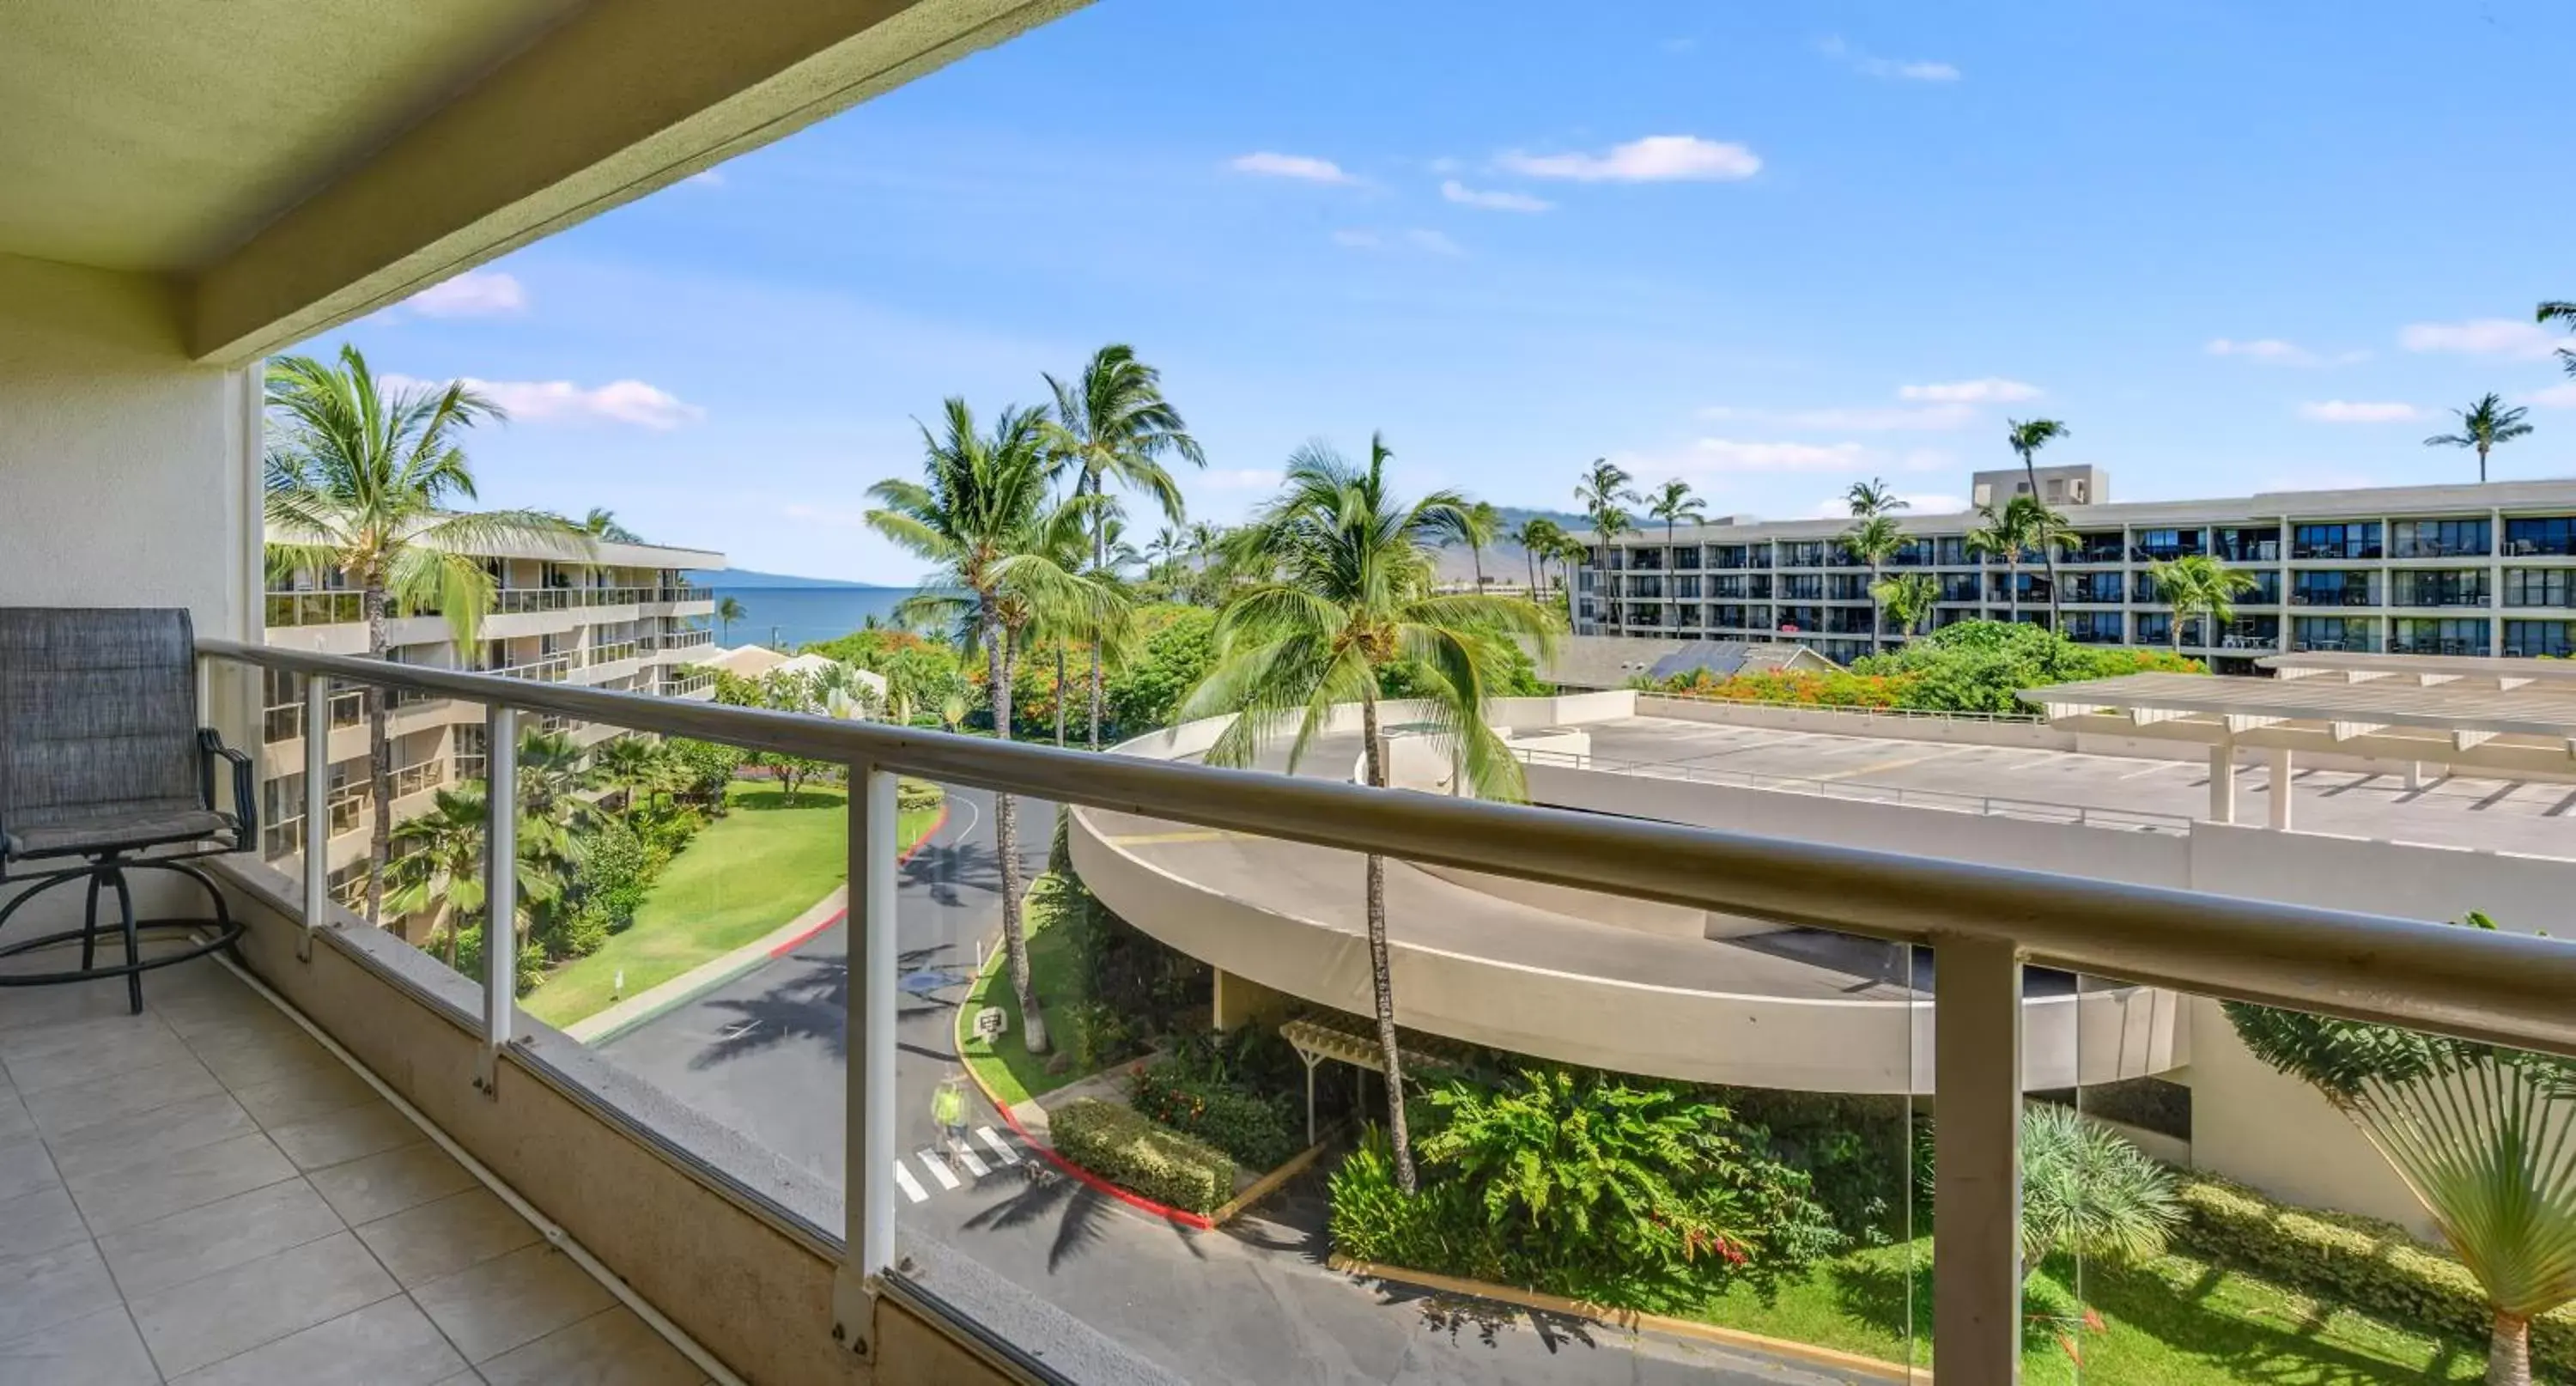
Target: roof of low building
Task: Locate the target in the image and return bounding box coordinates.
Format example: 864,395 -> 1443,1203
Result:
1534,635 -> 1838,690
2021,665 -> 2576,751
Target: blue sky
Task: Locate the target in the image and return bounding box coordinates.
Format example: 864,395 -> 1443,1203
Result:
320,0 -> 2576,582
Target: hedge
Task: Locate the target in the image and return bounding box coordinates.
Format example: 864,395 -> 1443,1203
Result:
1130,1061 -> 1303,1171
1048,1098 -> 1236,1216
2176,1176 -> 2575,1371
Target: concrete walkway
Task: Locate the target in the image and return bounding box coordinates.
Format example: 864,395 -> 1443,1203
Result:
563,884 -> 847,1043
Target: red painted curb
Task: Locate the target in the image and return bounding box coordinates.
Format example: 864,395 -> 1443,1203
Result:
762,799 -> 950,960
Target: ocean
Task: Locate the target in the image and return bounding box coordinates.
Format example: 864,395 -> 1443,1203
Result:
705,586 -> 926,650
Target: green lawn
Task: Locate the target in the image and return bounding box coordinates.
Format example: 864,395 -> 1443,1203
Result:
526,781 -> 937,1027
1693,1237 -> 2486,1384
957,873 -> 1093,1108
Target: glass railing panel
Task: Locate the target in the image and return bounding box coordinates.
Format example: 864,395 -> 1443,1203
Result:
2063,953 -> 2574,1385
878,751 -> 1924,1383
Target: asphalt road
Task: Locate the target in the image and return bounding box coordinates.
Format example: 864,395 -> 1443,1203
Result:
599,781 -> 1865,1386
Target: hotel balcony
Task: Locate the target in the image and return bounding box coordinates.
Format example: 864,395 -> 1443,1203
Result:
10,5 -> 2576,1383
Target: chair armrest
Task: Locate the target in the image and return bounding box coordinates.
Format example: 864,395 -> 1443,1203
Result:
199,729 -> 258,845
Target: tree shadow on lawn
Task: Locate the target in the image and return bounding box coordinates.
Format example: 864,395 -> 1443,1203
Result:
1832,1254 -> 2482,1383
688,943 -> 958,1069
961,1166 -> 1210,1274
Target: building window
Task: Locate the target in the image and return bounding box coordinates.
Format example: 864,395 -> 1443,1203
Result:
2292,521 -> 2384,560
2390,569 -> 2488,608
2391,617 -> 2489,656
2504,568 -> 2576,608
2293,617 -> 2376,653
2391,518 -> 2490,558
2504,516 -> 2576,556
2504,620 -> 2576,659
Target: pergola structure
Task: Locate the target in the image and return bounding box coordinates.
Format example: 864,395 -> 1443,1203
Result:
1278,1014 -> 1473,1145
2017,653 -> 2576,827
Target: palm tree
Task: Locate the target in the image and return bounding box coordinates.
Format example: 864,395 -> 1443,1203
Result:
1847,477 -> 1909,519
2006,419 -> 2074,624
2019,1103 -> 2182,1275
1964,503 -> 2027,620
1841,514 -> 1905,650
382,783 -> 568,971
1550,532 -> 1595,624
2425,394 -> 2535,484
1574,458 -> 1640,552
1448,500 -> 1504,588
580,508 -> 643,543
591,737 -> 666,819
264,344 -> 588,927
1645,478 -> 1706,556
1042,344 -> 1204,751
869,399 -> 1115,1055
1182,435 -> 1554,1193
2537,300 -> 2576,379
2146,554 -> 2258,653
1870,571 -> 1940,641
715,595 -> 746,644
1510,517 -> 1566,601
2228,957 -> 2576,1385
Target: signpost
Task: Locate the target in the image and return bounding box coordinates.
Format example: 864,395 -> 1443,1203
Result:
972,1006 -> 1006,1042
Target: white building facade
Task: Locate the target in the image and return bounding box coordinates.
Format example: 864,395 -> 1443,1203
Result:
258,537 -> 723,910
1577,469 -> 2576,670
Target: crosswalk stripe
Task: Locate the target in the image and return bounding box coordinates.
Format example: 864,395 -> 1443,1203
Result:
917,1151 -> 962,1190
977,1127 -> 1019,1164
954,1145 -> 990,1178
892,1161 -> 928,1203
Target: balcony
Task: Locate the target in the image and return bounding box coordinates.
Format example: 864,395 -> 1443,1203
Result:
494,586 -> 649,615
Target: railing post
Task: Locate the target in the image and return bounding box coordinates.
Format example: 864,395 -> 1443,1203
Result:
834,763 -> 899,1359
477,705 -> 518,1096
301,675 -> 331,962
1933,934 -> 2023,1383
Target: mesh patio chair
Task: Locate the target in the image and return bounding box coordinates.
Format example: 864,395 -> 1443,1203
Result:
0,609 -> 253,1013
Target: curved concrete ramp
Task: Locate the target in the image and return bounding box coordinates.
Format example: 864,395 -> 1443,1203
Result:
1070,702 -> 2185,1093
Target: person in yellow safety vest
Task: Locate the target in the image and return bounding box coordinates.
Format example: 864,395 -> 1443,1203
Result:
933,1073 -> 969,1157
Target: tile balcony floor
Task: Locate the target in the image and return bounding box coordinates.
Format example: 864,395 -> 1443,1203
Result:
0,935 -> 712,1385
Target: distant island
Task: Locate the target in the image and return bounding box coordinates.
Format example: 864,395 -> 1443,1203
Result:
686,568 -> 903,591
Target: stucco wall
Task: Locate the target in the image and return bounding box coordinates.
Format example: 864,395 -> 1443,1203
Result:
0,253 -> 255,927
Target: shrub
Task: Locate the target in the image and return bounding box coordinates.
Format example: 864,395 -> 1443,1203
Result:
1048,1098 -> 1236,1215
1717,1087 -> 1917,1240
2177,1176 -> 2576,1371
896,777 -> 945,813
1327,1129 -> 1511,1282
2019,1103 -> 2182,1269
1643,619 -> 2202,715
1131,1060 -> 1303,1171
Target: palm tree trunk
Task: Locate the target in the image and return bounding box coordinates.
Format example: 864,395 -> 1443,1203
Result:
1053,641 -> 1066,748
2006,562 -> 2020,620
1358,694 -> 1416,1194
436,899 -> 458,971
1471,544 -> 1484,588
2488,1310 -> 2530,1385
1088,645 -> 1104,751
2479,441 -> 2491,485
989,620 -> 1047,1055
363,582 -> 392,927
1869,560 -> 1884,652
1523,548 -> 1537,602
1087,472 -> 1108,751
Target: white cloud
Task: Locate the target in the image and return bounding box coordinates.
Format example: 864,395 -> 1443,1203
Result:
1896,378 -> 2042,404
1331,228 -> 1461,256
1202,468 -> 1284,491
1701,403 -> 1978,431
1425,156 -> 1463,175
1680,438 -> 1869,473
404,271 -> 526,319
2528,382 -> 2576,410
2299,400 -> 2422,423
2206,337 -> 2311,364
1229,151 -> 1354,184
1820,36 -> 1962,82
386,374 -> 704,429
1497,135 -> 1760,183
1440,179 -> 1553,213
685,169 -> 726,187
2400,319 -> 2558,360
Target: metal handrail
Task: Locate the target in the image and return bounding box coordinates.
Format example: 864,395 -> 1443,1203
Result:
196,636 -> 2576,1055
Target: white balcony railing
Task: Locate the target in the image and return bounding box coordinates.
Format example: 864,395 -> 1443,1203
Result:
192,636 -> 2576,1385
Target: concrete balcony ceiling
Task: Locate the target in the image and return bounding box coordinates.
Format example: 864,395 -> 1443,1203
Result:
2,0 -> 1084,361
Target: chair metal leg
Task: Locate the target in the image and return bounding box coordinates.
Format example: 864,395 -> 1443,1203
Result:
110,866 -> 140,1015
80,867 -> 103,972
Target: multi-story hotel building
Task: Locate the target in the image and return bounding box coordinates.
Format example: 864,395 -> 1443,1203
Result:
1577,468 -> 2576,671
257,533 -> 724,911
